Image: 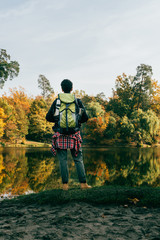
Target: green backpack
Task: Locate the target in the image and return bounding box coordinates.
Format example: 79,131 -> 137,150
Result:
54,93 -> 80,134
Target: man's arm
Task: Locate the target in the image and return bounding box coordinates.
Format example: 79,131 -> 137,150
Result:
46,99 -> 57,122
77,99 -> 89,123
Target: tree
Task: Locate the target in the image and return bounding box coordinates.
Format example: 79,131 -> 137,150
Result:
73,89 -> 86,99
28,97 -> 52,141
108,65 -> 154,117
86,101 -> 104,118
106,97 -> 130,118
95,92 -> 108,108
0,107 -> 6,138
2,88 -> 30,143
0,49 -> 20,89
38,74 -> 54,99
83,100 -> 109,143
131,109 -> 159,144
0,97 -> 18,142
120,116 -> 134,141
150,79 -> 160,114
107,74 -> 134,117
132,64 -> 153,110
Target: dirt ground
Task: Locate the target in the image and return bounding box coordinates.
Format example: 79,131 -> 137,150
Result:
0,201 -> 160,240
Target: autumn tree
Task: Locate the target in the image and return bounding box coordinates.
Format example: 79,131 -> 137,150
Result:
1,88 -> 30,143
0,107 -> 6,138
28,97 -> 53,141
150,79 -> 160,114
0,49 -> 20,89
0,97 -> 17,142
83,100 -> 109,143
108,65 -> 154,117
73,89 -> 86,99
38,74 -> 54,99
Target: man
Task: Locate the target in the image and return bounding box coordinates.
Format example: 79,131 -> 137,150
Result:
46,79 -> 91,190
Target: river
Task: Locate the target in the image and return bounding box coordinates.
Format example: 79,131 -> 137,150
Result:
0,146 -> 160,197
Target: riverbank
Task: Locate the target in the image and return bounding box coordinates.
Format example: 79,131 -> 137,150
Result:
1,186 -> 160,239
1,186 -> 160,208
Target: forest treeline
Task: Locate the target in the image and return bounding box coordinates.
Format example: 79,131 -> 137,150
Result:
0,49 -> 160,146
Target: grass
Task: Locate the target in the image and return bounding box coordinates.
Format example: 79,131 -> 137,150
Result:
2,186 -> 160,208
2,140 -> 50,148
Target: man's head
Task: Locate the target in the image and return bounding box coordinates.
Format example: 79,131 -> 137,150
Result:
61,79 -> 73,93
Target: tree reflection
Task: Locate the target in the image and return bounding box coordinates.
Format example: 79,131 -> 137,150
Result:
0,148 -> 29,194
83,147 -> 160,187
0,147 -> 160,196
27,150 -> 57,192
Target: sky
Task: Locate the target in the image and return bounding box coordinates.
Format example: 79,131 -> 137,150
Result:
1,0 -> 160,98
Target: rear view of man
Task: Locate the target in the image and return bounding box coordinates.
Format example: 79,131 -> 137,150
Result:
46,79 -> 91,190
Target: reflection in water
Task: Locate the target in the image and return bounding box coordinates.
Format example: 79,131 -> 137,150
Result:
0,147 -> 160,196
84,147 -> 160,187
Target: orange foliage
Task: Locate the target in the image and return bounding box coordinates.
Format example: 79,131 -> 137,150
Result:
84,112 -> 110,142
87,160 -> 110,184
0,155 -> 5,184
0,108 -> 6,138
3,87 -> 31,114
11,180 -> 29,195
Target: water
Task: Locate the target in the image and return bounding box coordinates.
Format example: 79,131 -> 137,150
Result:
0,146 -> 160,196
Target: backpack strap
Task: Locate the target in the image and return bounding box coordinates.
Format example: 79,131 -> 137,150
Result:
65,102 -> 70,132
74,96 -> 78,106
54,94 -> 61,116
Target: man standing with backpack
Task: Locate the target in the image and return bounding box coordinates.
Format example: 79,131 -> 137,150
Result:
46,79 -> 91,191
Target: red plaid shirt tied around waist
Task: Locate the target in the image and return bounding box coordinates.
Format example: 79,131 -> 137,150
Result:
51,131 -> 82,157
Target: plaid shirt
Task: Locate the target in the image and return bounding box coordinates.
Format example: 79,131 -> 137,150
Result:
51,131 -> 82,157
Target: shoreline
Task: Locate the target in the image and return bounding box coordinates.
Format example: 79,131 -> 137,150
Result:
0,186 -> 160,239
1,140 -> 160,148
1,186 -> 160,239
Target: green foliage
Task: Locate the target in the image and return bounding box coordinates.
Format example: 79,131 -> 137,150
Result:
131,109 -> 159,144
115,74 -> 133,106
0,49 -> 20,89
132,64 -> 153,110
120,116 -> 134,140
105,64 -> 160,144
28,97 -> 52,141
106,98 -> 130,117
86,101 -> 104,118
104,116 -> 117,139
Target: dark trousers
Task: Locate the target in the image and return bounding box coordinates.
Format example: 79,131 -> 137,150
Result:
57,148 -> 86,184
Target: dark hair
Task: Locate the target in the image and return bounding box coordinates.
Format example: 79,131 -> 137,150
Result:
61,79 -> 73,93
